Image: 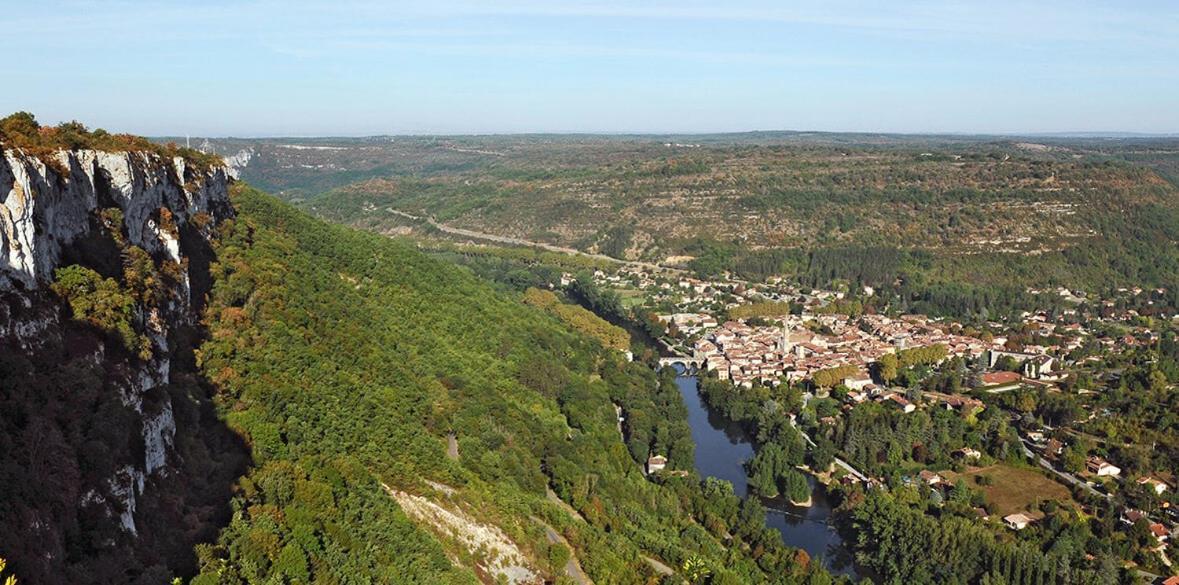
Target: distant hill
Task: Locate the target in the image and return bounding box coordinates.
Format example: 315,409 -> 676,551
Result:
190,134 -> 1179,304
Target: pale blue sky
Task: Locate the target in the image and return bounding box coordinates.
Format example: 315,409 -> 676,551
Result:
2,1 -> 1177,136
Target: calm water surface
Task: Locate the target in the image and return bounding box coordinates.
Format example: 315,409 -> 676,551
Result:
672,368 -> 861,578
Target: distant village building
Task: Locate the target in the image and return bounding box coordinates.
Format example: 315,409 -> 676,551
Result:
979,371 -> 1022,392
1086,456 -> 1121,477
843,370 -> 874,391
918,470 -> 945,486
953,447 -> 982,461
1043,439 -> 1065,458
1121,508 -> 1148,526
1004,513 -> 1035,530
646,455 -> 668,474
986,349 -> 1055,379
1149,523 -> 1170,544
1136,476 -> 1168,495
886,393 -> 916,413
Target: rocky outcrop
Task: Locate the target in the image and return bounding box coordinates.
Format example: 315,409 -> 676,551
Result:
0,148 -> 232,541
0,149 -> 231,290
221,147 -> 253,180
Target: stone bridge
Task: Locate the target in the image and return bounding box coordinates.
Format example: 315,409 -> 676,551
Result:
657,356 -> 704,370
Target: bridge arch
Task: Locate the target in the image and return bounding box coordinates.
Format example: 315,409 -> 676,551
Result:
657,356 -> 703,373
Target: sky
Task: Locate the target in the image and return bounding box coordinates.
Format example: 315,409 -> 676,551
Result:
1,0 -> 1177,136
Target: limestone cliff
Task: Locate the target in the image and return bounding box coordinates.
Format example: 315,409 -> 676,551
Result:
0,148 -> 244,584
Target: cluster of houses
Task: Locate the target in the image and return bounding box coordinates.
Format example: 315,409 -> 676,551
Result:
1120,505 -> 1177,555
580,270 -> 1179,541
1027,431 -> 1124,476
589,267 -> 1168,380
690,314 -> 992,390
1002,479 -> 1176,540
588,268 -> 733,302
657,312 -> 719,337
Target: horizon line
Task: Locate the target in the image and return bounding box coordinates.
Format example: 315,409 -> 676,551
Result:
151,129 -> 1179,141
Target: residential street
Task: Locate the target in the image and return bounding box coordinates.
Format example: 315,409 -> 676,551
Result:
1017,437 -> 1109,500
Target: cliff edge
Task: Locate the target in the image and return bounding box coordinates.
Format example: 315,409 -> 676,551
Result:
0,144 -> 245,584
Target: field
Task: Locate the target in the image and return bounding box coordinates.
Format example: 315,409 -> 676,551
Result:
616,289 -> 647,309
943,464 -> 1075,517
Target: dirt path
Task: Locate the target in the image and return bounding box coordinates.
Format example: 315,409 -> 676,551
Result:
531,516 -> 592,585
642,555 -> 674,576
447,432 -> 459,461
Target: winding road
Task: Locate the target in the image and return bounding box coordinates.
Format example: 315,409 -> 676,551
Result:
387,208 -> 683,274
530,516 -> 592,585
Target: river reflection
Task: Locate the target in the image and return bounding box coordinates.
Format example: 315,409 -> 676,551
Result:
672,367 -> 860,578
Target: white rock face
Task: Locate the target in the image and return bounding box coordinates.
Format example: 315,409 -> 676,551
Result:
222,147 -> 254,180
109,465 -> 146,535
0,149 -> 231,290
143,399 -> 176,475
0,147 -> 232,534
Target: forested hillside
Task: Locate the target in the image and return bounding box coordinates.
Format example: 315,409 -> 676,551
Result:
188,186 -> 829,584
205,135 -> 1179,305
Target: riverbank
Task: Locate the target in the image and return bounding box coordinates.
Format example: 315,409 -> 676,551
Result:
564,298 -> 865,579
670,367 -> 862,578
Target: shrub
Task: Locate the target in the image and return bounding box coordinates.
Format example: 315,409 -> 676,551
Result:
51,265 -> 150,359
0,111 -> 222,173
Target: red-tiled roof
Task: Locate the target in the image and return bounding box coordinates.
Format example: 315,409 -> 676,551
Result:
981,371 -> 1021,385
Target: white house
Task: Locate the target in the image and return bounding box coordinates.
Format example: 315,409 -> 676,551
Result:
885,393 -> 916,414
1137,476 -> 1169,495
1087,456 -> 1121,477
1004,513 -> 1035,530
844,371 -> 874,391
646,455 -> 668,474
918,470 -> 944,486
954,447 -> 982,461
1149,523 -> 1170,544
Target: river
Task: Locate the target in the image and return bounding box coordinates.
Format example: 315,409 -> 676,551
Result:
672,367 -> 861,578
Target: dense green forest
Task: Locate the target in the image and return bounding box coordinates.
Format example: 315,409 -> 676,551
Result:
846,491 -> 1121,585
189,186 -> 833,584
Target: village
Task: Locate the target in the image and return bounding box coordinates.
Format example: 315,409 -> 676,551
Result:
588,265 -> 1167,400
587,264 -> 1179,574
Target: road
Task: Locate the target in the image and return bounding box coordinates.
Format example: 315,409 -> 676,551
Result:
794,420 -> 870,484
530,516 -> 592,585
1017,437 -> 1109,500
387,208 -> 683,274
546,486 -> 586,522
